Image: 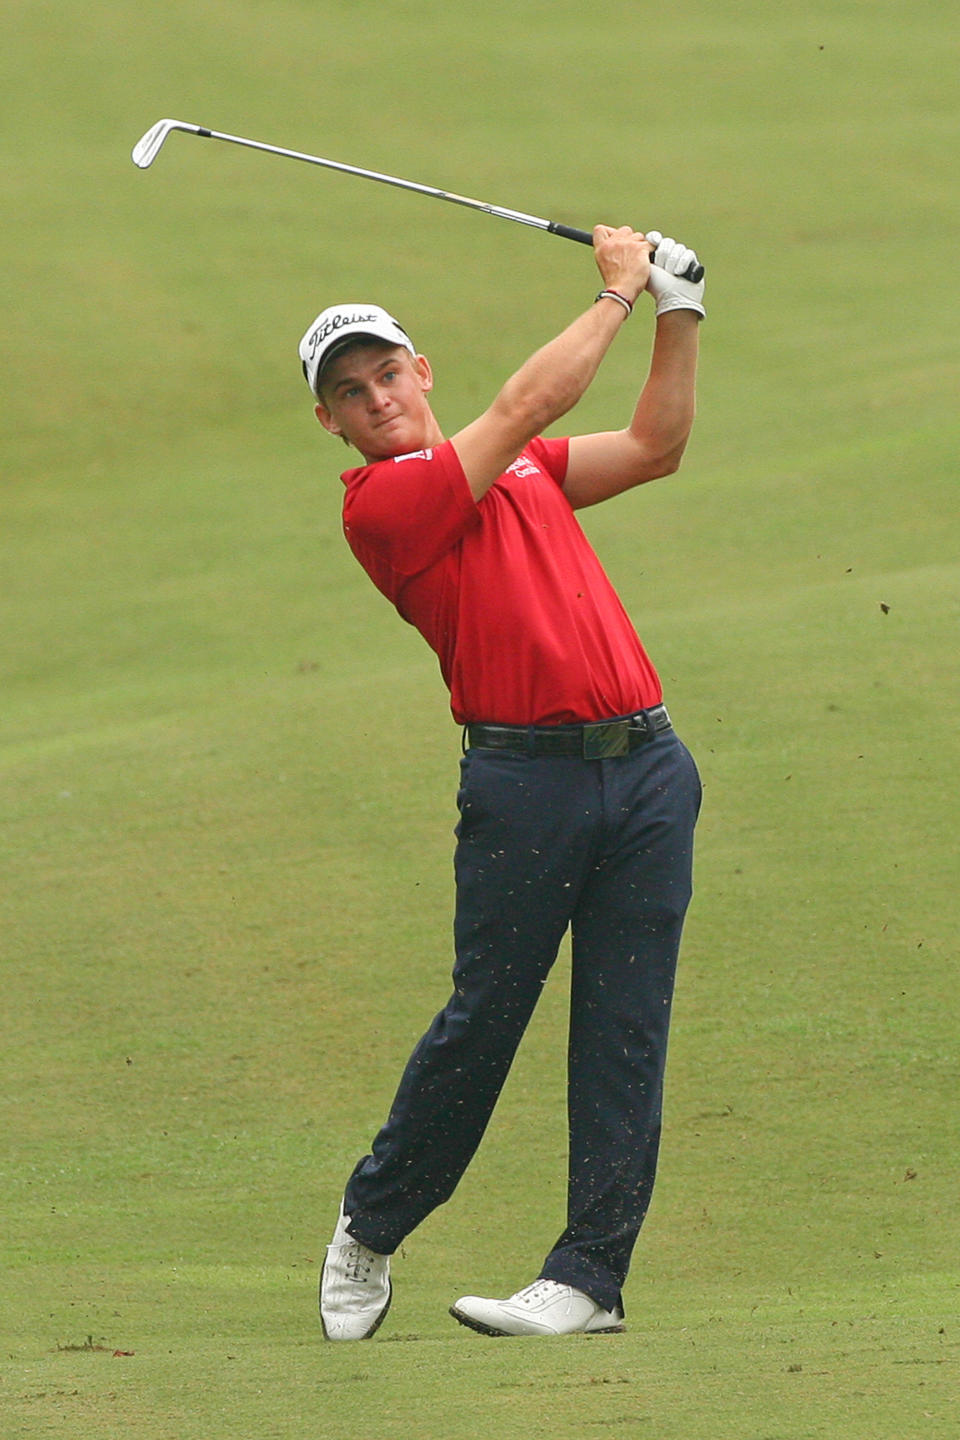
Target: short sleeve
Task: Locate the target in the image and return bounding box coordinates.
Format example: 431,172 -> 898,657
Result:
525,435 -> 570,488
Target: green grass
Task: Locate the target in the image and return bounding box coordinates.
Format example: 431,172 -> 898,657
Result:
2,1 -> 958,1436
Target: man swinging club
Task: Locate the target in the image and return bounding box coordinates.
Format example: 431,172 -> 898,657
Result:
300,223 -> 705,1338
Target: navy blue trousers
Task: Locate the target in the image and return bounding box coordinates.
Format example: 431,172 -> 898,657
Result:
343,727 -> 701,1312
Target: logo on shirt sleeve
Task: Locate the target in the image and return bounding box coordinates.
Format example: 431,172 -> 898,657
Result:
506,455 -> 540,480
393,449 -> 433,463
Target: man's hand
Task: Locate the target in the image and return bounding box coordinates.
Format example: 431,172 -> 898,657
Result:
645,232 -> 706,318
592,225 -> 656,307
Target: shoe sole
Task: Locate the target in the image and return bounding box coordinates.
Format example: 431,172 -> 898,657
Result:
448,1304 -> 625,1338
319,1272 -> 392,1342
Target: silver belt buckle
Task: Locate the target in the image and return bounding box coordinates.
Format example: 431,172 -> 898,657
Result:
582,720 -> 629,758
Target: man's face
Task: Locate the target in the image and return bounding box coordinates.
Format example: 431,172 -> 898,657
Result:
314,342 -> 439,462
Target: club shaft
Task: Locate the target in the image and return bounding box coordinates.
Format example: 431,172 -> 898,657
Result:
194,126 -> 588,240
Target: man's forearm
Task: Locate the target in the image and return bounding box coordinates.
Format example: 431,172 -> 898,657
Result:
493,299 -> 630,439
628,310 -> 700,466
560,309 -> 700,508
451,299 -> 629,501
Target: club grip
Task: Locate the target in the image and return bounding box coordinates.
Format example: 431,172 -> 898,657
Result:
549,221 -> 704,282
547,222 -> 595,246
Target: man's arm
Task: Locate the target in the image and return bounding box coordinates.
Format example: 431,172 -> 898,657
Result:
450,226 -> 654,502
561,305 -> 700,510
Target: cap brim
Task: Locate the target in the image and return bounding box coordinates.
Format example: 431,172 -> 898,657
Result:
317,335 -> 367,377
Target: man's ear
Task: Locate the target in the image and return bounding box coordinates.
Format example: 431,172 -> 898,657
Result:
414,353 -> 434,393
315,401 -> 353,448
315,401 -> 341,436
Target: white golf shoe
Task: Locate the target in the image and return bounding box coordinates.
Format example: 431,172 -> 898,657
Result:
450,1279 -> 625,1337
319,1202 -> 392,1340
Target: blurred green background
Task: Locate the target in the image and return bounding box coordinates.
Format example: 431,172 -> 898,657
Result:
2,2 -> 957,1436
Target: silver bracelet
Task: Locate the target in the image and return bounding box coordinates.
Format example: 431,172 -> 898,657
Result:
595,289 -> 634,317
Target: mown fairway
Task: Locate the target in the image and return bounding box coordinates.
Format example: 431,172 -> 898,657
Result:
2,2 -> 957,1436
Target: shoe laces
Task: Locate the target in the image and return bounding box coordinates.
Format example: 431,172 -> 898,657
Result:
343,1240 -> 377,1284
515,1279 -> 566,1307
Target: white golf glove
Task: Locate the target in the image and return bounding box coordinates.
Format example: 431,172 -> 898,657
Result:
645,231 -> 706,318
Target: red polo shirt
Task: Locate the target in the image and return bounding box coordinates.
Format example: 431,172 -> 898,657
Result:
340,436 -> 662,725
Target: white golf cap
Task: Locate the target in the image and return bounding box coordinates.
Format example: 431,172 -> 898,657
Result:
299,303 -> 416,397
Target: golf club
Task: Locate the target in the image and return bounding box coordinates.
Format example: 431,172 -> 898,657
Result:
131,119 -> 704,283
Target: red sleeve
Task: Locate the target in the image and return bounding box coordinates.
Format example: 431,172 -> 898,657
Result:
341,441 -> 479,577
525,435 -> 570,488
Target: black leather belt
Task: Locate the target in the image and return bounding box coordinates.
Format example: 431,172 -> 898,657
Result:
466,704 -> 672,758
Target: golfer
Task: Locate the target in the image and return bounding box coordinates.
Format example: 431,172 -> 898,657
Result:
301,225 -> 704,1338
